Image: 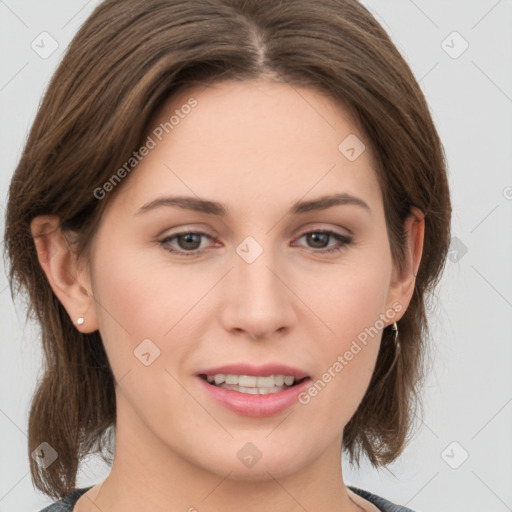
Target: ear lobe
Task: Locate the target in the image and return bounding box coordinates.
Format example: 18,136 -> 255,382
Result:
387,206 -> 425,315
30,215 -> 98,333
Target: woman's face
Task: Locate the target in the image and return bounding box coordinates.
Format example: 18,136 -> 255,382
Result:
81,78 -> 418,480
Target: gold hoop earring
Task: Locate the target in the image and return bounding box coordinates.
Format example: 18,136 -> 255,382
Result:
391,322 -> 402,356
391,321 -> 399,343
391,321 -> 401,352
380,322 -> 401,382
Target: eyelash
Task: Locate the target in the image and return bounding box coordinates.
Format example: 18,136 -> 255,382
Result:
159,229 -> 353,257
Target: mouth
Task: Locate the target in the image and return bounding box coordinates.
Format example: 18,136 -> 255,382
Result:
198,373 -> 310,395
196,371 -> 313,417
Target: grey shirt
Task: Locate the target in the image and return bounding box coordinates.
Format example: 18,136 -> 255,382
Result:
38,485 -> 416,511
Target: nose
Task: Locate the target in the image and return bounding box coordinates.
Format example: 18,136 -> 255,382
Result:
220,247 -> 297,340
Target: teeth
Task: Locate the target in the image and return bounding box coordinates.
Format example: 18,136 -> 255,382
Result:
213,374 -> 225,385
216,383 -> 290,394
206,374 -> 297,388
225,375 -> 238,385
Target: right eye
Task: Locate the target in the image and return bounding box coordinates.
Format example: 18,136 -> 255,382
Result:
159,231 -> 214,256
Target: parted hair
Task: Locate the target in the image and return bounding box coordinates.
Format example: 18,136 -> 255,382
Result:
3,0 -> 451,500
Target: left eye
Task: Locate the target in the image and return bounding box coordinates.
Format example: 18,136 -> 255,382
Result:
159,230 -> 352,256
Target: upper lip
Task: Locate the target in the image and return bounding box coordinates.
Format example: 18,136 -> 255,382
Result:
197,363 -> 310,380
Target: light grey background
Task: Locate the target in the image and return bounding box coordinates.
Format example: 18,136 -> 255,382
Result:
1,1 -> 511,511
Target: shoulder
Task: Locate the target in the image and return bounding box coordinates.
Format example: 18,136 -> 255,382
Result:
36,487 -> 92,512
348,485 -> 418,512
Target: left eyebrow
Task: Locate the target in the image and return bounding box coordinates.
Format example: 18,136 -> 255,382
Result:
135,192 -> 372,217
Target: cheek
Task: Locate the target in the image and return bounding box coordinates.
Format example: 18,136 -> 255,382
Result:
294,244 -> 392,338
93,240 -> 182,334
90,239 -> 167,377
293,247 -> 391,418
91,240 -> 207,378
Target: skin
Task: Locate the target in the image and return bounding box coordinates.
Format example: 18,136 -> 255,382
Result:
31,78 -> 424,512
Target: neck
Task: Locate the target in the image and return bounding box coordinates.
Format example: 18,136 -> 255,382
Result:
78,393 -> 365,512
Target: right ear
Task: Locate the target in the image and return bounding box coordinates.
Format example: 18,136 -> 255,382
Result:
30,215 -> 98,333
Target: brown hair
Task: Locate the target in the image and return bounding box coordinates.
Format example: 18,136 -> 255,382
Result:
3,0 -> 451,500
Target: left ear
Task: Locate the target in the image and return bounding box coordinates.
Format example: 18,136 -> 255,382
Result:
386,206 -> 425,317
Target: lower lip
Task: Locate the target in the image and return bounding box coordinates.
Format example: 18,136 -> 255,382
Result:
197,376 -> 312,417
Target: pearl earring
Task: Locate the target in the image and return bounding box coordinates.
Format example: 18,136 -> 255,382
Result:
76,316 -> 84,325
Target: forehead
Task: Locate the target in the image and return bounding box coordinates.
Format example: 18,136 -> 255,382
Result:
105,78 -> 382,219
153,77 -> 366,148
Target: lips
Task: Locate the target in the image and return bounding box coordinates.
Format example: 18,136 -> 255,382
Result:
197,373 -> 313,417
